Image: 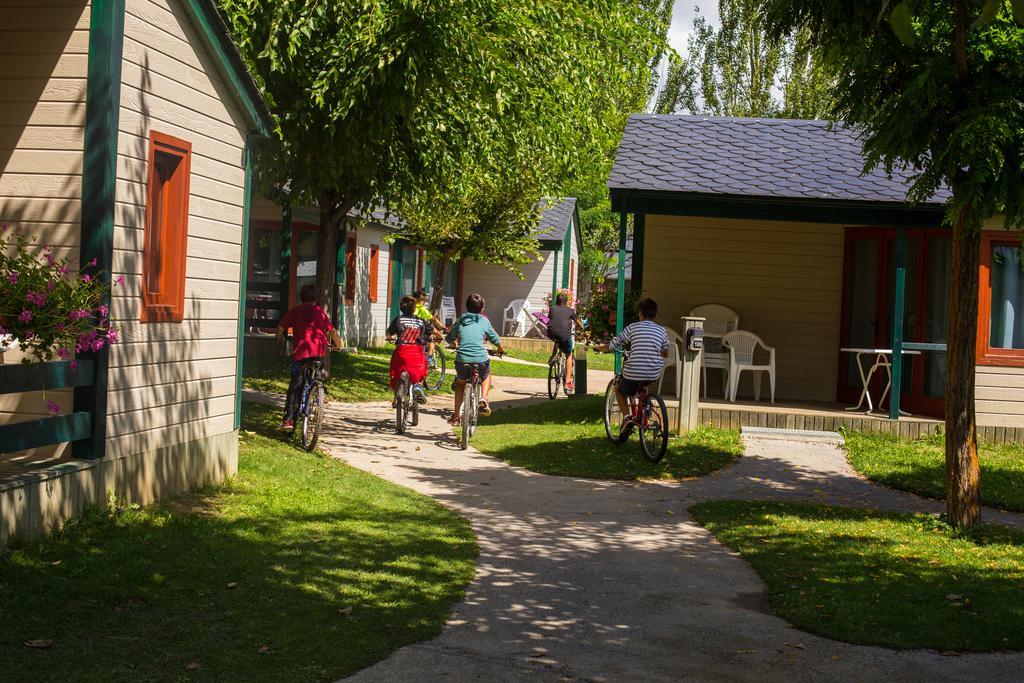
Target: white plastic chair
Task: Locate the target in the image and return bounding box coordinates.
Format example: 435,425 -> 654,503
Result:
502,299 -> 531,336
441,296 -> 457,325
722,330 -> 775,403
689,304 -> 739,398
656,327 -> 684,398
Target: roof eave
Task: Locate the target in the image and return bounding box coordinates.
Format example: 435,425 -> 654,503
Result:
609,188 -> 948,226
181,0 -> 273,137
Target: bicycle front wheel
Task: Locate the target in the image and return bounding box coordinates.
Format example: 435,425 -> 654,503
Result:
301,382 -> 325,451
425,349 -> 446,391
395,374 -> 408,435
639,393 -> 669,464
604,378 -> 625,443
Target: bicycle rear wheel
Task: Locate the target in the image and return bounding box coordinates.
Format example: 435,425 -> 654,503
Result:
638,393 -> 669,463
604,378 -> 626,443
547,358 -> 560,400
395,372 -> 409,434
425,348 -> 446,391
460,383 -> 474,450
301,382 -> 325,451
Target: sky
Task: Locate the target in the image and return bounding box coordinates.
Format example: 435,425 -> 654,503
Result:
667,0 -> 720,53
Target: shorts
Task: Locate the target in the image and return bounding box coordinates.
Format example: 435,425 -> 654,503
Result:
390,345 -> 427,390
549,335 -> 574,357
618,376 -> 654,397
455,360 -> 490,383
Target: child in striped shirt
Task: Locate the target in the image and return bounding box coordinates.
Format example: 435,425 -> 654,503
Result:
595,298 -> 669,437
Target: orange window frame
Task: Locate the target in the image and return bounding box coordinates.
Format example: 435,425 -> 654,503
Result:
977,230 -> 1024,367
368,244 -> 380,303
344,234 -> 357,303
141,131 -> 191,322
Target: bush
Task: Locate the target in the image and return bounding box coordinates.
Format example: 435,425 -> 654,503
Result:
577,282 -> 641,342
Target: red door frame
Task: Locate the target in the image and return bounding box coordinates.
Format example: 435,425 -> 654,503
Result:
837,226 -> 946,417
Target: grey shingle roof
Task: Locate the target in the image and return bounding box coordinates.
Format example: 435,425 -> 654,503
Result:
536,197 -> 577,241
609,115 -> 949,205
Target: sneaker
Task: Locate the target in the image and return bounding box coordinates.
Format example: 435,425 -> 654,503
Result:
279,419 -> 294,431
478,399 -> 491,417
414,385 -> 427,404
447,414 -> 461,426
565,382 -> 575,392
618,417 -> 634,441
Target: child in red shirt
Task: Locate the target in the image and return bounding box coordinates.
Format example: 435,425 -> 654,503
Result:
276,284 -> 342,430
386,296 -> 430,405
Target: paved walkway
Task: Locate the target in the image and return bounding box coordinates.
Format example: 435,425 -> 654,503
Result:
244,381 -> 1024,682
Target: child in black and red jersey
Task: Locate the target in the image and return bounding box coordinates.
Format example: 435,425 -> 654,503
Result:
386,296 -> 430,405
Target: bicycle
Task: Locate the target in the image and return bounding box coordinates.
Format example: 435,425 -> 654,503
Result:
603,373 -> 669,464
394,369 -> 420,434
295,359 -> 326,451
547,348 -> 571,400
456,349 -> 503,450
424,333 -> 447,391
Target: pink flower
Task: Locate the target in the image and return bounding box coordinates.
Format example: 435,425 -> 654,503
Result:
18,309 -> 32,323
115,275 -> 126,287
69,360 -> 78,370
7,271 -> 17,284
46,400 -> 61,415
105,328 -> 118,343
25,292 -> 45,306
46,281 -> 57,292
44,251 -> 55,265
89,258 -> 97,267
1,223 -> 8,233
59,265 -> 68,275
98,304 -> 108,317
57,347 -> 72,360
82,274 -> 91,283
91,338 -> 105,352
56,322 -> 65,332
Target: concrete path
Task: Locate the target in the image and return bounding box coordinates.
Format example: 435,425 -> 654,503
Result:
244,382 -> 1024,682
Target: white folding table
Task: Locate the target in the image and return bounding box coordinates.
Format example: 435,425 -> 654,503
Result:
840,347 -> 921,415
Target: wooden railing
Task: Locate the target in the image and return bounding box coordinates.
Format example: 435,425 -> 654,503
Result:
0,360 -> 96,454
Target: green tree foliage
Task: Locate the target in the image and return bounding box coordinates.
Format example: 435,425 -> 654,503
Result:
654,0 -> 835,119
389,1 -> 672,305
760,0 -> 1024,528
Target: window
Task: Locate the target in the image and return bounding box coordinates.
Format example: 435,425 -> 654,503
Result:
979,231 -> 1024,366
344,234 -> 357,303
368,245 -> 379,303
141,131 -> 191,322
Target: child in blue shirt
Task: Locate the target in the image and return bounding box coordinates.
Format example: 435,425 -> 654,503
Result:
445,293 -> 505,423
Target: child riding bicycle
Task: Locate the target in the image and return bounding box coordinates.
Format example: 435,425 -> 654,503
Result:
413,288 -> 446,357
546,291 -> 580,390
446,293 -> 505,424
594,297 -> 669,438
386,295 -> 431,405
276,284 -> 343,431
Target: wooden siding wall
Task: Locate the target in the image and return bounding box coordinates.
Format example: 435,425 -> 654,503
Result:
975,366 -> 1024,428
106,0 -> 247,458
343,223 -> 390,346
568,219 -> 579,295
0,1 -> 90,457
462,251 -> 555,334
643,215 -> 845,403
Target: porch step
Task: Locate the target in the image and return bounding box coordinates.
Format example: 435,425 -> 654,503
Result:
740,426 -> 844,445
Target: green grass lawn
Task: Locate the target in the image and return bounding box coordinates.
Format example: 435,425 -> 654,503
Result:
0,403 -> 477,681
244,347 -> 455,402
472,395 -> 741,481
691,500 -> 1024,651
844,431 -> 1024,512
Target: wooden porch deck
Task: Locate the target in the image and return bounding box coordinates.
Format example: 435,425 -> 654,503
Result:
662,396 -> 1022,443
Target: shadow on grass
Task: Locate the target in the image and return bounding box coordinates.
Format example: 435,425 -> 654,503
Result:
691,499 -> 1024,652
843,431 -> 1024,513
473,395 -> 741,481
0,403 -> 477,681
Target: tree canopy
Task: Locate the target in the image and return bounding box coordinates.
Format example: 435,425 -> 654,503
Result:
655,0 -> 835,119
759,0 -> 1024,527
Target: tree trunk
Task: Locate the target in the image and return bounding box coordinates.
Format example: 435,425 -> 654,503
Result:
315,193 -> 357,371
944,202 -> 982,528
428,248 -> 454,315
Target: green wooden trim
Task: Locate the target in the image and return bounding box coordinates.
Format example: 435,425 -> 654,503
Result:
424,259 -> 432,292
631,213 -> 644,292
888,226 -> 908,420
279,199 -> 292,314
561,225 -> 571,288
552,249 -> 559,297
180,0 -> 273,137
73,0 -> 124,460
1,413 -> 93,454
611,190 -> 947,226
615,212 -> 628,374
539,239 -> 563,251
235,134 -> 255,429
0,361 -> 95,395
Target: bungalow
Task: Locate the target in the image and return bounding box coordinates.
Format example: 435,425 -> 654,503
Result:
609,114 -> 1022,441
0,0 -> 271,542
244,196 -> 582,346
